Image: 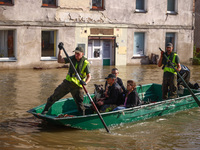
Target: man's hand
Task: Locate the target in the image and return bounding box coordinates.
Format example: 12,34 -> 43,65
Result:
80,80 -> 86,85
161,51 -> 164,58
58,42 -> 64,50
97,100 -> 104,106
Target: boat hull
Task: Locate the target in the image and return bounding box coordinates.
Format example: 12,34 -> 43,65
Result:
28,83 -> 200,130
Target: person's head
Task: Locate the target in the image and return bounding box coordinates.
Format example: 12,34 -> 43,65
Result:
127,80 -> 136,92
105,74 -> 116,85
73,47 -> 84,61
111,68 -> 119,77
166,43 -> 173,55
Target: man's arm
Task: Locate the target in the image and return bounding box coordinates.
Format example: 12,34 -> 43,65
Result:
57,50 -> 65,63
85,73 -> 91,84
158,51 -> 163,67
177,63 -> 181,72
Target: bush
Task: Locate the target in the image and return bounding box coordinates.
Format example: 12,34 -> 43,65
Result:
192,57 -> 200,65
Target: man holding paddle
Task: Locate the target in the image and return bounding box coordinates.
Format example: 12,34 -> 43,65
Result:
41,45 -> 91,115
158,43 -> 181,100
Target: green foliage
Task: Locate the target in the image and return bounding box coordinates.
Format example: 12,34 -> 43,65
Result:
193,46 -> 200,65
193,57 -> 200,65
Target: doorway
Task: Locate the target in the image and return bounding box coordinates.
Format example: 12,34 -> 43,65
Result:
88,38 -> 115,66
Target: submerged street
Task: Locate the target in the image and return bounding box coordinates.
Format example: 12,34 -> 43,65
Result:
0,65 -> 200,149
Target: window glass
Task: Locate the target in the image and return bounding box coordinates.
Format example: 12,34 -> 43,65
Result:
103,40 -> 110,58
167,0 -> 175,11
0,30 -> 15,58
88,40 -> 101,59
42,31 -> 57,57
42,0 -> 56,7
94,40 -> 100,47
0,0 -> 13,5
92,0 -> 103,9
94,48 -> 100,58
136,0 -> 144,10
134,33 -> 145,56
166,33 -> 176,51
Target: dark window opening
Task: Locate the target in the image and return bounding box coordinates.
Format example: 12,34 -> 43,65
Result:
92,0 -> 104,10
0,30 -> 15,58
42,0 -> 57,7
0,0 -> 13,5
42,31 -> 57,57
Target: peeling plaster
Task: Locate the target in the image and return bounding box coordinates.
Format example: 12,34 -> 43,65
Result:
57,11 -> 112,24
0,7 -> 7,20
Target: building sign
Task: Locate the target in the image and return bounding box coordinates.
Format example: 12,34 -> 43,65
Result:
90,28 -> 114,35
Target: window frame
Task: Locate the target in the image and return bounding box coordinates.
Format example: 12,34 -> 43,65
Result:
165,32 -> 177,52
0,0 -> 14,6
133,32 -> 145,56
42,0 -> 57,8
135,0 -> 147,13
167,0 -> 178,15
41,30 -> 58,61
91,0 -> 105,11
0,29 -> 16,62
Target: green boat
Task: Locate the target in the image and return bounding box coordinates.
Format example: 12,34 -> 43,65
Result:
27,83 -> 200,130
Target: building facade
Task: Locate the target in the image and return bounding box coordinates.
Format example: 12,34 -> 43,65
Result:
194,0 -> 200,51
0,0 -> 195,69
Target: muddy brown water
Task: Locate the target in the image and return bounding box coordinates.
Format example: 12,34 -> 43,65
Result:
0,65 -> 200,149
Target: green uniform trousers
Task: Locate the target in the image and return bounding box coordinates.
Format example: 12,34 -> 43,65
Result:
162,72 -> 177,100
44,79 -> 85,114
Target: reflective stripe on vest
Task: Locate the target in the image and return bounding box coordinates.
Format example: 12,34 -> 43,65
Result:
66,60 -> 89,87
163,53 -> 177,75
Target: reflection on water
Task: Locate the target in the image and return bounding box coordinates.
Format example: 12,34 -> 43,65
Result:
0,65 -> 200,149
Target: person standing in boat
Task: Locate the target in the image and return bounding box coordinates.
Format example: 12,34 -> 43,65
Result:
158,43 -> 181,100
97,74 -> 123,112
113,80 -> 141,111
41,46 -> 91,115
104,68 -> 125,97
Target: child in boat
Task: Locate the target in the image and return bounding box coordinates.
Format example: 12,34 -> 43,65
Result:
113,80 -> 141,111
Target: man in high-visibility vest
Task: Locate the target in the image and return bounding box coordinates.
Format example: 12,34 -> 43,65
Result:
158,43 -> 181,100
41,46 -> 91,115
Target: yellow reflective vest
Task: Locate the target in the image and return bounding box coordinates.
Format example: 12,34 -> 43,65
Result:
66,59 -> 89,87
163,53 -> 178,75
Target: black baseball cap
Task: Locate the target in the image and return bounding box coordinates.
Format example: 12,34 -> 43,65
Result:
73,47 -> 84,53
105,74 -> 116,79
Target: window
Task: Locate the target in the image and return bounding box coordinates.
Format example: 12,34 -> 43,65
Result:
88,40 -> 102,59
136,0 -> 144,11
167,0 -> 177,14
0,30 -> 15,60
41,31 -> 57,60
92,0 -> 104,10
42,0 -> 57,7
166,33 -> 176,52
135,0 -> 147,13
0,0 -> 13,5
133,33 -> 145,56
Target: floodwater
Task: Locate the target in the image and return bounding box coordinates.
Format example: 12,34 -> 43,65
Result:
0,65 -> 200,150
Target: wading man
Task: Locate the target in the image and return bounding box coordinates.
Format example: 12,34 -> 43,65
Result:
41,45 -> 91,115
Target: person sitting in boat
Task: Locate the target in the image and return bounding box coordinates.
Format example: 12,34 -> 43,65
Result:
113,80 -> 141,111
96,74 -> 123,112
104,68 -> 125,97
178,64 -> 199,90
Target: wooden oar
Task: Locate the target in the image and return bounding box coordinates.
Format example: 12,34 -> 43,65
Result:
59,42 -> 110,133
159,48 -> 200,107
